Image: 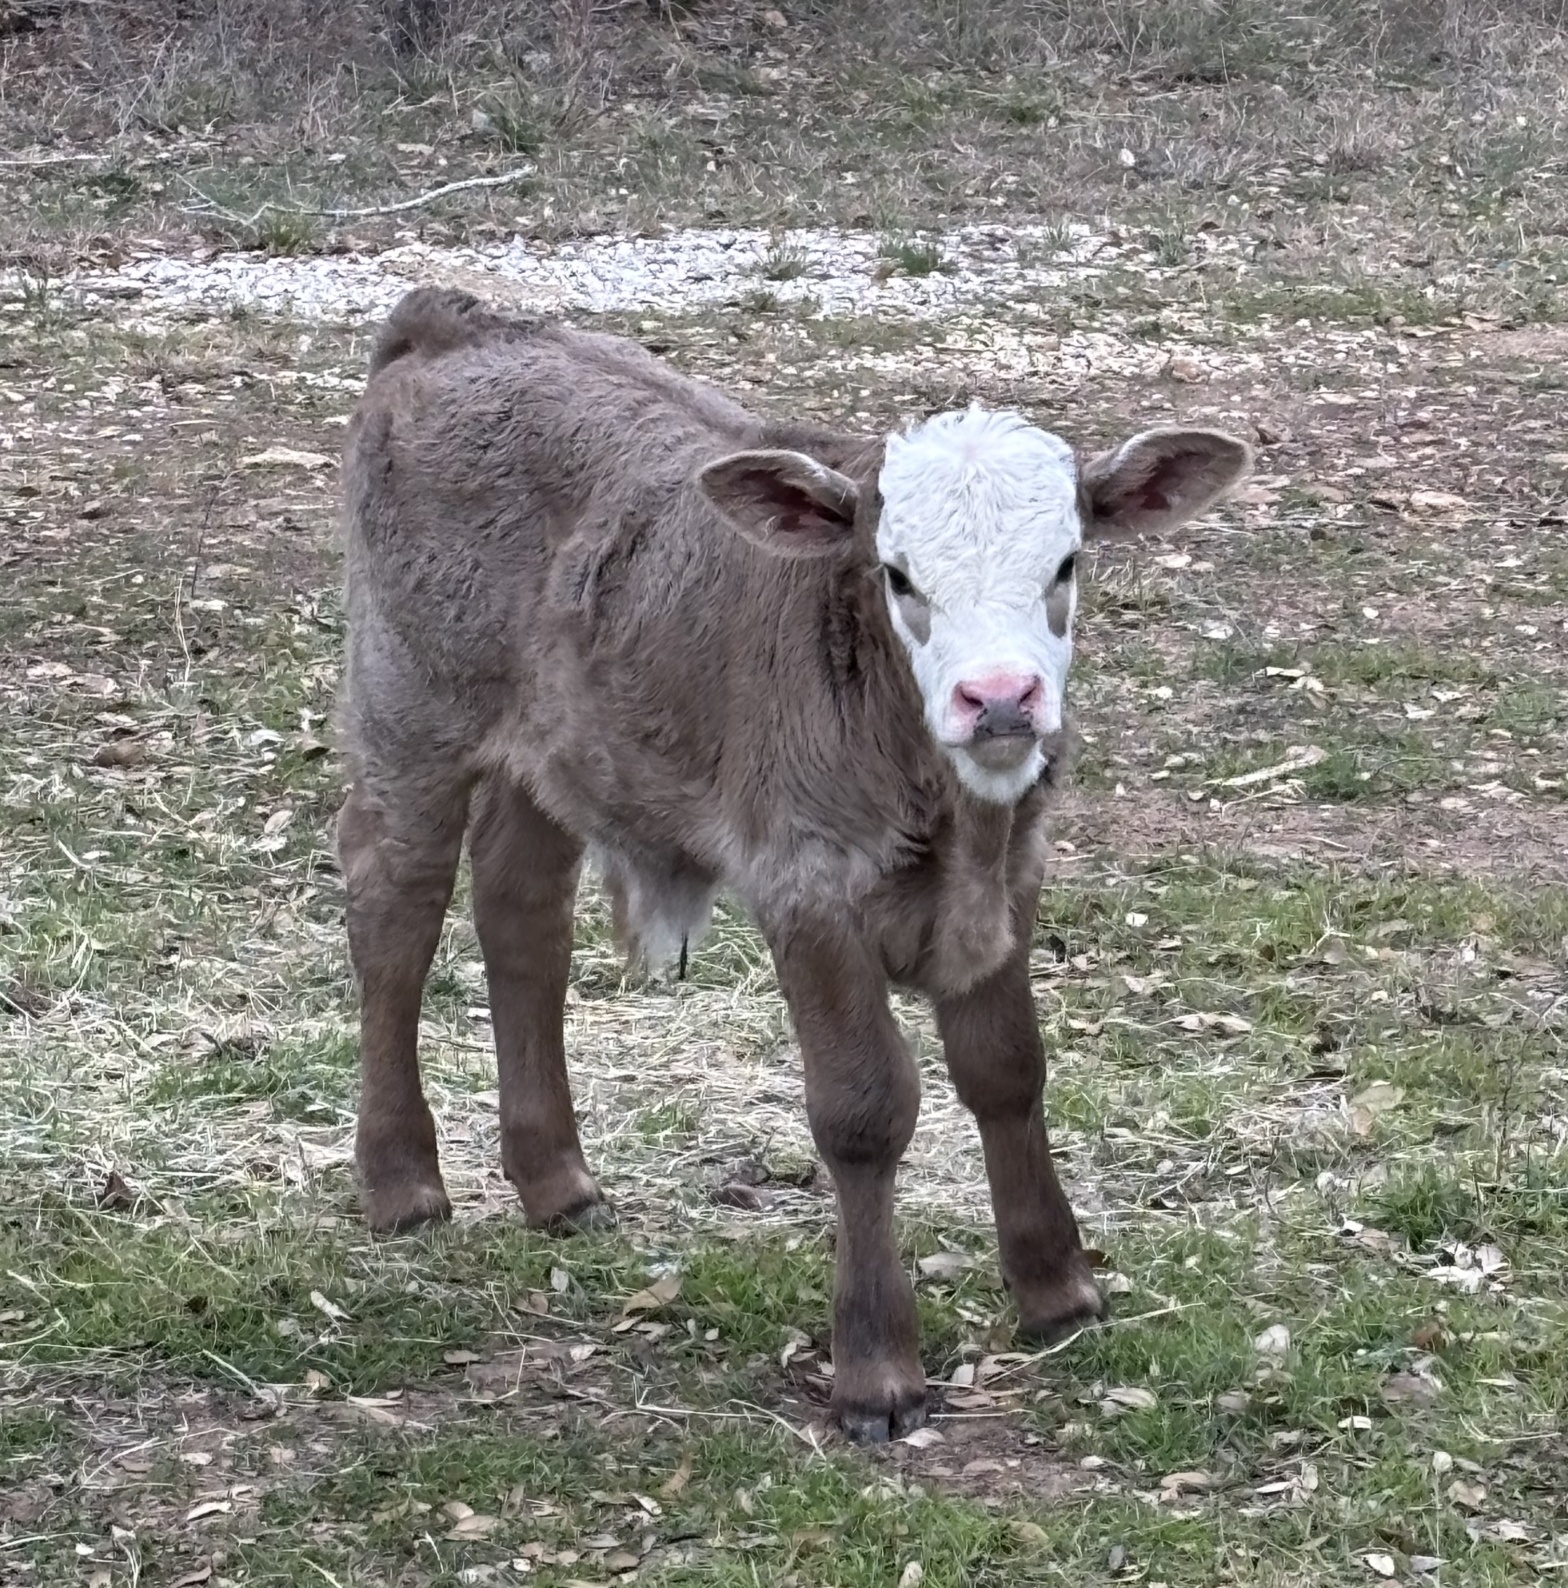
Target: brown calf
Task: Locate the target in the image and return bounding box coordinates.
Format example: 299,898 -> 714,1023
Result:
336,288 -> 1251,1442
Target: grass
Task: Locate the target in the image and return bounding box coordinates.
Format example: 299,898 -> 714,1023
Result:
3,1 -> 1568,1582
879,237 -> 952,277
756,243 -> 809,282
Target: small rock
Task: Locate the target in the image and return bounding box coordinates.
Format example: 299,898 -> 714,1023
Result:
1382,1370 -> 1441,1406
92,738 -> 145,768
1164,355 -> 1205,383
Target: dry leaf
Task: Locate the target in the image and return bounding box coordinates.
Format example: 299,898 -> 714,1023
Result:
1349,1081 -> 1404,1136
1382,1371 -> 1441,1406
1362,1553 -> 1398,1578
1408,489 -> 1466,512
916,1250 -> 974,1281
240,446 -> 334,470
309,1289 -> 348,1323
451,1512 -> 500,1537
898,1564 -> 925,1588
1446,1479 -> 1488,1510
1100,1385 -> 1157,1415
1176,1011 -> 1253,1035
443,1349 -> 480,1365
1411,1319 -> 1450,1352
660,1452 -> 694,1498
604,1550 -> 640,1571
1253,1324 -> 1291,1357
899,1425 -> 944,1448
184,1499 -> 231,1522
621,1272 -> 682,1316
1159,1469 -> 1217,1497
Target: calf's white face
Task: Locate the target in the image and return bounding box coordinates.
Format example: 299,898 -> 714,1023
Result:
698,406 -> 1252,806
877,410 -> 1082,803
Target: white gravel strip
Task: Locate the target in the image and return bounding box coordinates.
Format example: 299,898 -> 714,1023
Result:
49,221 -> 1136,327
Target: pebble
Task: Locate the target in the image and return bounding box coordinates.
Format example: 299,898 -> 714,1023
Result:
49,222 -> 1117,328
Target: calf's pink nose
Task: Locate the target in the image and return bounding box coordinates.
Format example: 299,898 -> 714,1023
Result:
953,672 -> 1043,720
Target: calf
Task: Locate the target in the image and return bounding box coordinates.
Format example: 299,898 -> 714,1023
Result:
336,288 -> 1250,1442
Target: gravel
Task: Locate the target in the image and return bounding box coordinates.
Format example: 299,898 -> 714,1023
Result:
51,221 -> 1127,327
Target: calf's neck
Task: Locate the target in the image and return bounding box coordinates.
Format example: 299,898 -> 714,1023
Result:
336,288 -> 1251,1442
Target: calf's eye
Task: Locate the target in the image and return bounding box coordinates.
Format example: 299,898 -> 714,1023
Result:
883,564 -> 917,599
1053,553 -> 1077,587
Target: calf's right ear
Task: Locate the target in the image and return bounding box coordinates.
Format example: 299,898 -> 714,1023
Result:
698,449 -> 860,559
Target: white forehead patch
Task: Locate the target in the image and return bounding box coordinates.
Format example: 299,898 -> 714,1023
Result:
877,407 -> 1080,596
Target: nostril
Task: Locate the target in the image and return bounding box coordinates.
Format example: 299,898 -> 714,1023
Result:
954,682 -> 986,713
1018,678 -> 1043,711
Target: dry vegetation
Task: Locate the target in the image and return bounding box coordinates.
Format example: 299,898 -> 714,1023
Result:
3,2 -> 1567,1586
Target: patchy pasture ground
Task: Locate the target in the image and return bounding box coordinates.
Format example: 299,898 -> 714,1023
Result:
3,3 -> 1567,1584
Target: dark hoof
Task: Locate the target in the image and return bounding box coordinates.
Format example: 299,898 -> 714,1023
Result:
538,1195 -> 618,1236
363,1180 -> 452,1235
836,1389 -> 928,1446
1017,1290 -> 1108,1348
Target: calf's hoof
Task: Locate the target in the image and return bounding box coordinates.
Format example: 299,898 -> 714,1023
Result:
535,1193 -> 618,1236
1015,1266 -> 1108,1347
833,1368 -> 929,1445
362,1176 -> 452,1235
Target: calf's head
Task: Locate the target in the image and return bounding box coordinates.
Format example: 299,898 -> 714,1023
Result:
700,408 -> 1251,804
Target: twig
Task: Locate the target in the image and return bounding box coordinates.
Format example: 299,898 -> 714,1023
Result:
178,167 -> 535,229
187,472 -> 227,604
0,152 -> 102,168
313,167 -> 535,218
984,1298 -> 1199,1380
200,1347 -> 266,1399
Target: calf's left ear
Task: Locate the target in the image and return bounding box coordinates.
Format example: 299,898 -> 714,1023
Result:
698,448 -> 860,559
1081,427 -> 1252,542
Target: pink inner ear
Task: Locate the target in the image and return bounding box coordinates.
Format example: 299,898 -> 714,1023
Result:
1131,450 -> 1209,516
749,476 -> 852,538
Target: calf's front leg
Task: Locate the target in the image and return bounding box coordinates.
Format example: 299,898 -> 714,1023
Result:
340,781 -> 469,1233
770,924 -> 925,1444
935,931 -> 1105,1342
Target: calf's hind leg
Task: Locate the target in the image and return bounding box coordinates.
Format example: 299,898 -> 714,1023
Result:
935,931 -> 1105,1342
341,773 -> 470,1233
771,924 -> 925,1444
469,778 -> 610,1231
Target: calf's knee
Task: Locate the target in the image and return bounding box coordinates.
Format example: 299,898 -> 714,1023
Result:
806,1047 -> 921,1171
